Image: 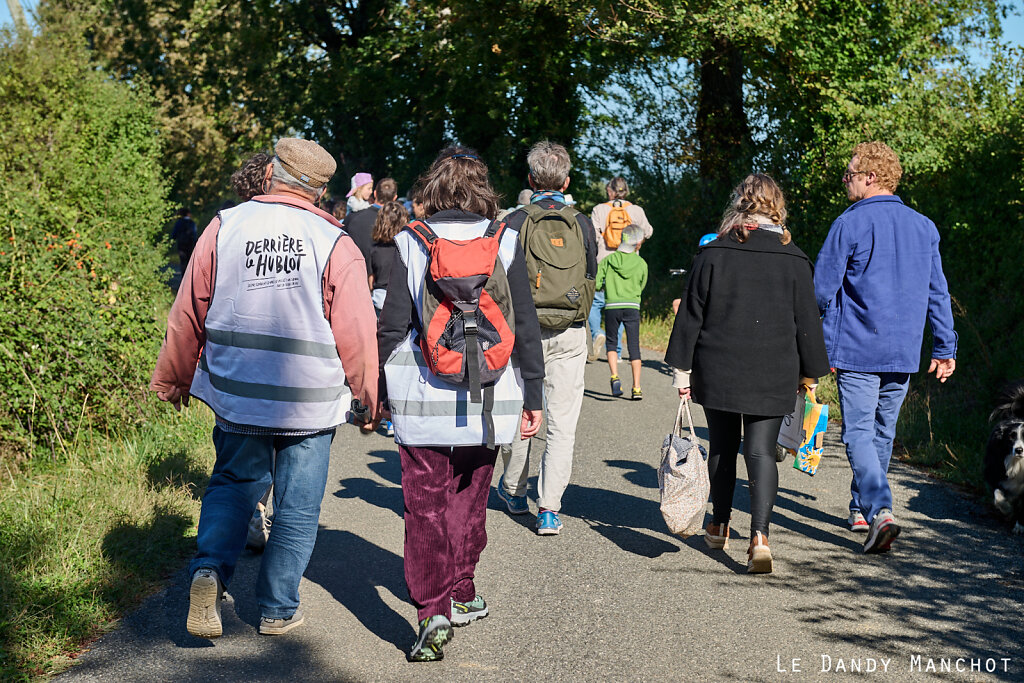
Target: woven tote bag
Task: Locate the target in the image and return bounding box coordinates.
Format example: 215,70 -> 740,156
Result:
657,398 -> 710,537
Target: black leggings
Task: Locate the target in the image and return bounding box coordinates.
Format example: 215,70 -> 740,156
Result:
704,408 -> 784,536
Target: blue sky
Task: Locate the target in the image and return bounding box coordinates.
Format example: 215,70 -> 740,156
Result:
2,1 -> 1023,58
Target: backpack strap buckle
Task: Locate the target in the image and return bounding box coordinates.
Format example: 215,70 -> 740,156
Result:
463,313 -> 481,404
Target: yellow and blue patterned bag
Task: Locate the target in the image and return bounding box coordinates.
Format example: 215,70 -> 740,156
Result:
777,385 -> 829,476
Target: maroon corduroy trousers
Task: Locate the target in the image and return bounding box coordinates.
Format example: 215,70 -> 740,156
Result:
399,444 -> 498,621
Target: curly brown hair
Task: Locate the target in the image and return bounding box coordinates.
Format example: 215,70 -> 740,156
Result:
230,151 -> 272,201
372,201 -> 409,244
852,141 -> 903,192
419,146 -> 502,219
718,173 -> 792,245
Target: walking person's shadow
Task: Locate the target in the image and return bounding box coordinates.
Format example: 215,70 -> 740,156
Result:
303,528 -> 414,652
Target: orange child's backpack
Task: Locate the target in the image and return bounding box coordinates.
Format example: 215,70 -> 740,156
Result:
405,219 -> 516,445
603,199 -> 632,250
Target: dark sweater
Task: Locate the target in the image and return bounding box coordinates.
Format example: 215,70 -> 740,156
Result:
342,205 -> 378,274
376,210 -> 545,410
665,230 -> 830,416
369,241 -> 397,292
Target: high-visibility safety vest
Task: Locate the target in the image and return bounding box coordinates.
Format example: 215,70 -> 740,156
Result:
190,199 -> 350,429
385,216 -> 525,447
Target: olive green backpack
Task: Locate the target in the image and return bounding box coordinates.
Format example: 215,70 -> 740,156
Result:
513,202 -> 594,330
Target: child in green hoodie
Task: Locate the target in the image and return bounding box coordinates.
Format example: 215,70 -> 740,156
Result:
595,223 -> 648,399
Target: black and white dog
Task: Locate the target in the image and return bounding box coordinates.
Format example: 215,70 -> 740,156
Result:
984,380 -> 1024,534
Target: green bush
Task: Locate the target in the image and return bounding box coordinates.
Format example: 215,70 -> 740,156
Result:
0,24 -> 171,460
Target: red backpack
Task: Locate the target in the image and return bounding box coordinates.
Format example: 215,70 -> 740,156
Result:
405,219 -> 516,444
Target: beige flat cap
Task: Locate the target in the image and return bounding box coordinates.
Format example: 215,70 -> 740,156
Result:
275,138 -> 336,188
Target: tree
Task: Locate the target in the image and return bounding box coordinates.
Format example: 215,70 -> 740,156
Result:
70,0 -> 623,209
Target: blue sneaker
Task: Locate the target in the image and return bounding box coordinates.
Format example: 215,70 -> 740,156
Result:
536,510 -> 563,536
384,419 -> 394,437
496,475 -> 529,515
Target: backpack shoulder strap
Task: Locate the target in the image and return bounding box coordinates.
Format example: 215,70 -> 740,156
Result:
404,219 -> 437,246
483,216 -> 509,240
520,202 -> 547,219
521,201 -> 578,227
503,207 -> 530,234
556,204 -> 582,226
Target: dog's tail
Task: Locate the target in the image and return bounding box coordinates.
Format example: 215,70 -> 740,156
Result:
990,379 -> 1024,422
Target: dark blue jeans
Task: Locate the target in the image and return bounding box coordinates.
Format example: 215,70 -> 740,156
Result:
588,290 -> 623,353
835,371 -> 911,523
189,427 -> 334,619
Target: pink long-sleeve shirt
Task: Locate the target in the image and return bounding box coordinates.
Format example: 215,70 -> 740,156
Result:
150,194 -> 379,422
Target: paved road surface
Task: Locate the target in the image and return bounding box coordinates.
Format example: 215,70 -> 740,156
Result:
61,352 -> 1024,682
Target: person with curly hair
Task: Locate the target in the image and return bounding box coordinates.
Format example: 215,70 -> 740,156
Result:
666,173 -> 829,574
814,141 -> 957,554
367,200 -> 408,315
230,151 -> 273,201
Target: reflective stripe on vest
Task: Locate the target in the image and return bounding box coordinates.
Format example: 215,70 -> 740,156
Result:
190,200 -> 350,429
386,218 -> 524,447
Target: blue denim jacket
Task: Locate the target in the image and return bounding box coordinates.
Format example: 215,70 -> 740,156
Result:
814,195 -> 957,373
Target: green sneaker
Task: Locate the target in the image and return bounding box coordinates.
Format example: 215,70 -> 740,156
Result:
451,595 -> 488,626
407,615 -> 453,662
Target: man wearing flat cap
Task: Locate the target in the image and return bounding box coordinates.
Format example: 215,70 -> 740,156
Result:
151,138 -> 379,639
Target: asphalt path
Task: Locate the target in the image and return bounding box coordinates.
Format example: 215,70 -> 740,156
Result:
61,352 -> 1024,682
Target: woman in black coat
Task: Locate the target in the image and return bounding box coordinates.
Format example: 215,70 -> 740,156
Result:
665,173 -> 829,574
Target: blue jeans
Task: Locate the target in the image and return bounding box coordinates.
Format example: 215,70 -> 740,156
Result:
189,427 -> 334,619
835,371 -> 910,523
588,290 -> 623,353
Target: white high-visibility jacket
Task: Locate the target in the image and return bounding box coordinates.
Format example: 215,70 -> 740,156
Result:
384,216 -> 524,447
190,200 -> 350,429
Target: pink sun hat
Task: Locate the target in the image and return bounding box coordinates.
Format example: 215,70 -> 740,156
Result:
346,172 -> 373,197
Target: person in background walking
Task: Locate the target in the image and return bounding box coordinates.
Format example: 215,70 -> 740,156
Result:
151,138 -> 380,638
497,141 -> 597,536
814,141 -> 957,553
230,151 -> 272,202
226,149 -> 277,552
345,176 -> 398,266
665,173 -> 829,574
596,223 -> 648,400
376,147 -> 544,661
171,207 -> 197,269
368,200 -> 408,316
346,172 -> 374,214
368,200 -> 408,438
588,177 -> 654,359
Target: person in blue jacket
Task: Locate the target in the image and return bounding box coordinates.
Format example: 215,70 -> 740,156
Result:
814,141 -> 958,554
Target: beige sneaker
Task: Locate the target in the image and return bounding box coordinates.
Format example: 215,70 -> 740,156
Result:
747,531 -> 773,573
246,503 -> 271,551
704,522 -> 730,549
259,608 -> 305,635
186,569 -> 223,638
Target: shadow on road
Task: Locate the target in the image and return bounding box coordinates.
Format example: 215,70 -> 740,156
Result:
334,477 -> 403,517
304,528 -> 413,652
365,449 -> 401,487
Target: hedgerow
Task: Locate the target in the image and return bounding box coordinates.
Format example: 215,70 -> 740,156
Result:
0,24 -> 171,462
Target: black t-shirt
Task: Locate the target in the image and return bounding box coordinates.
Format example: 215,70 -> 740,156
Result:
369,241 -> 397,291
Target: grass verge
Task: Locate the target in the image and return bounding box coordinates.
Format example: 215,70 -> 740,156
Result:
0,403 -> 214,681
